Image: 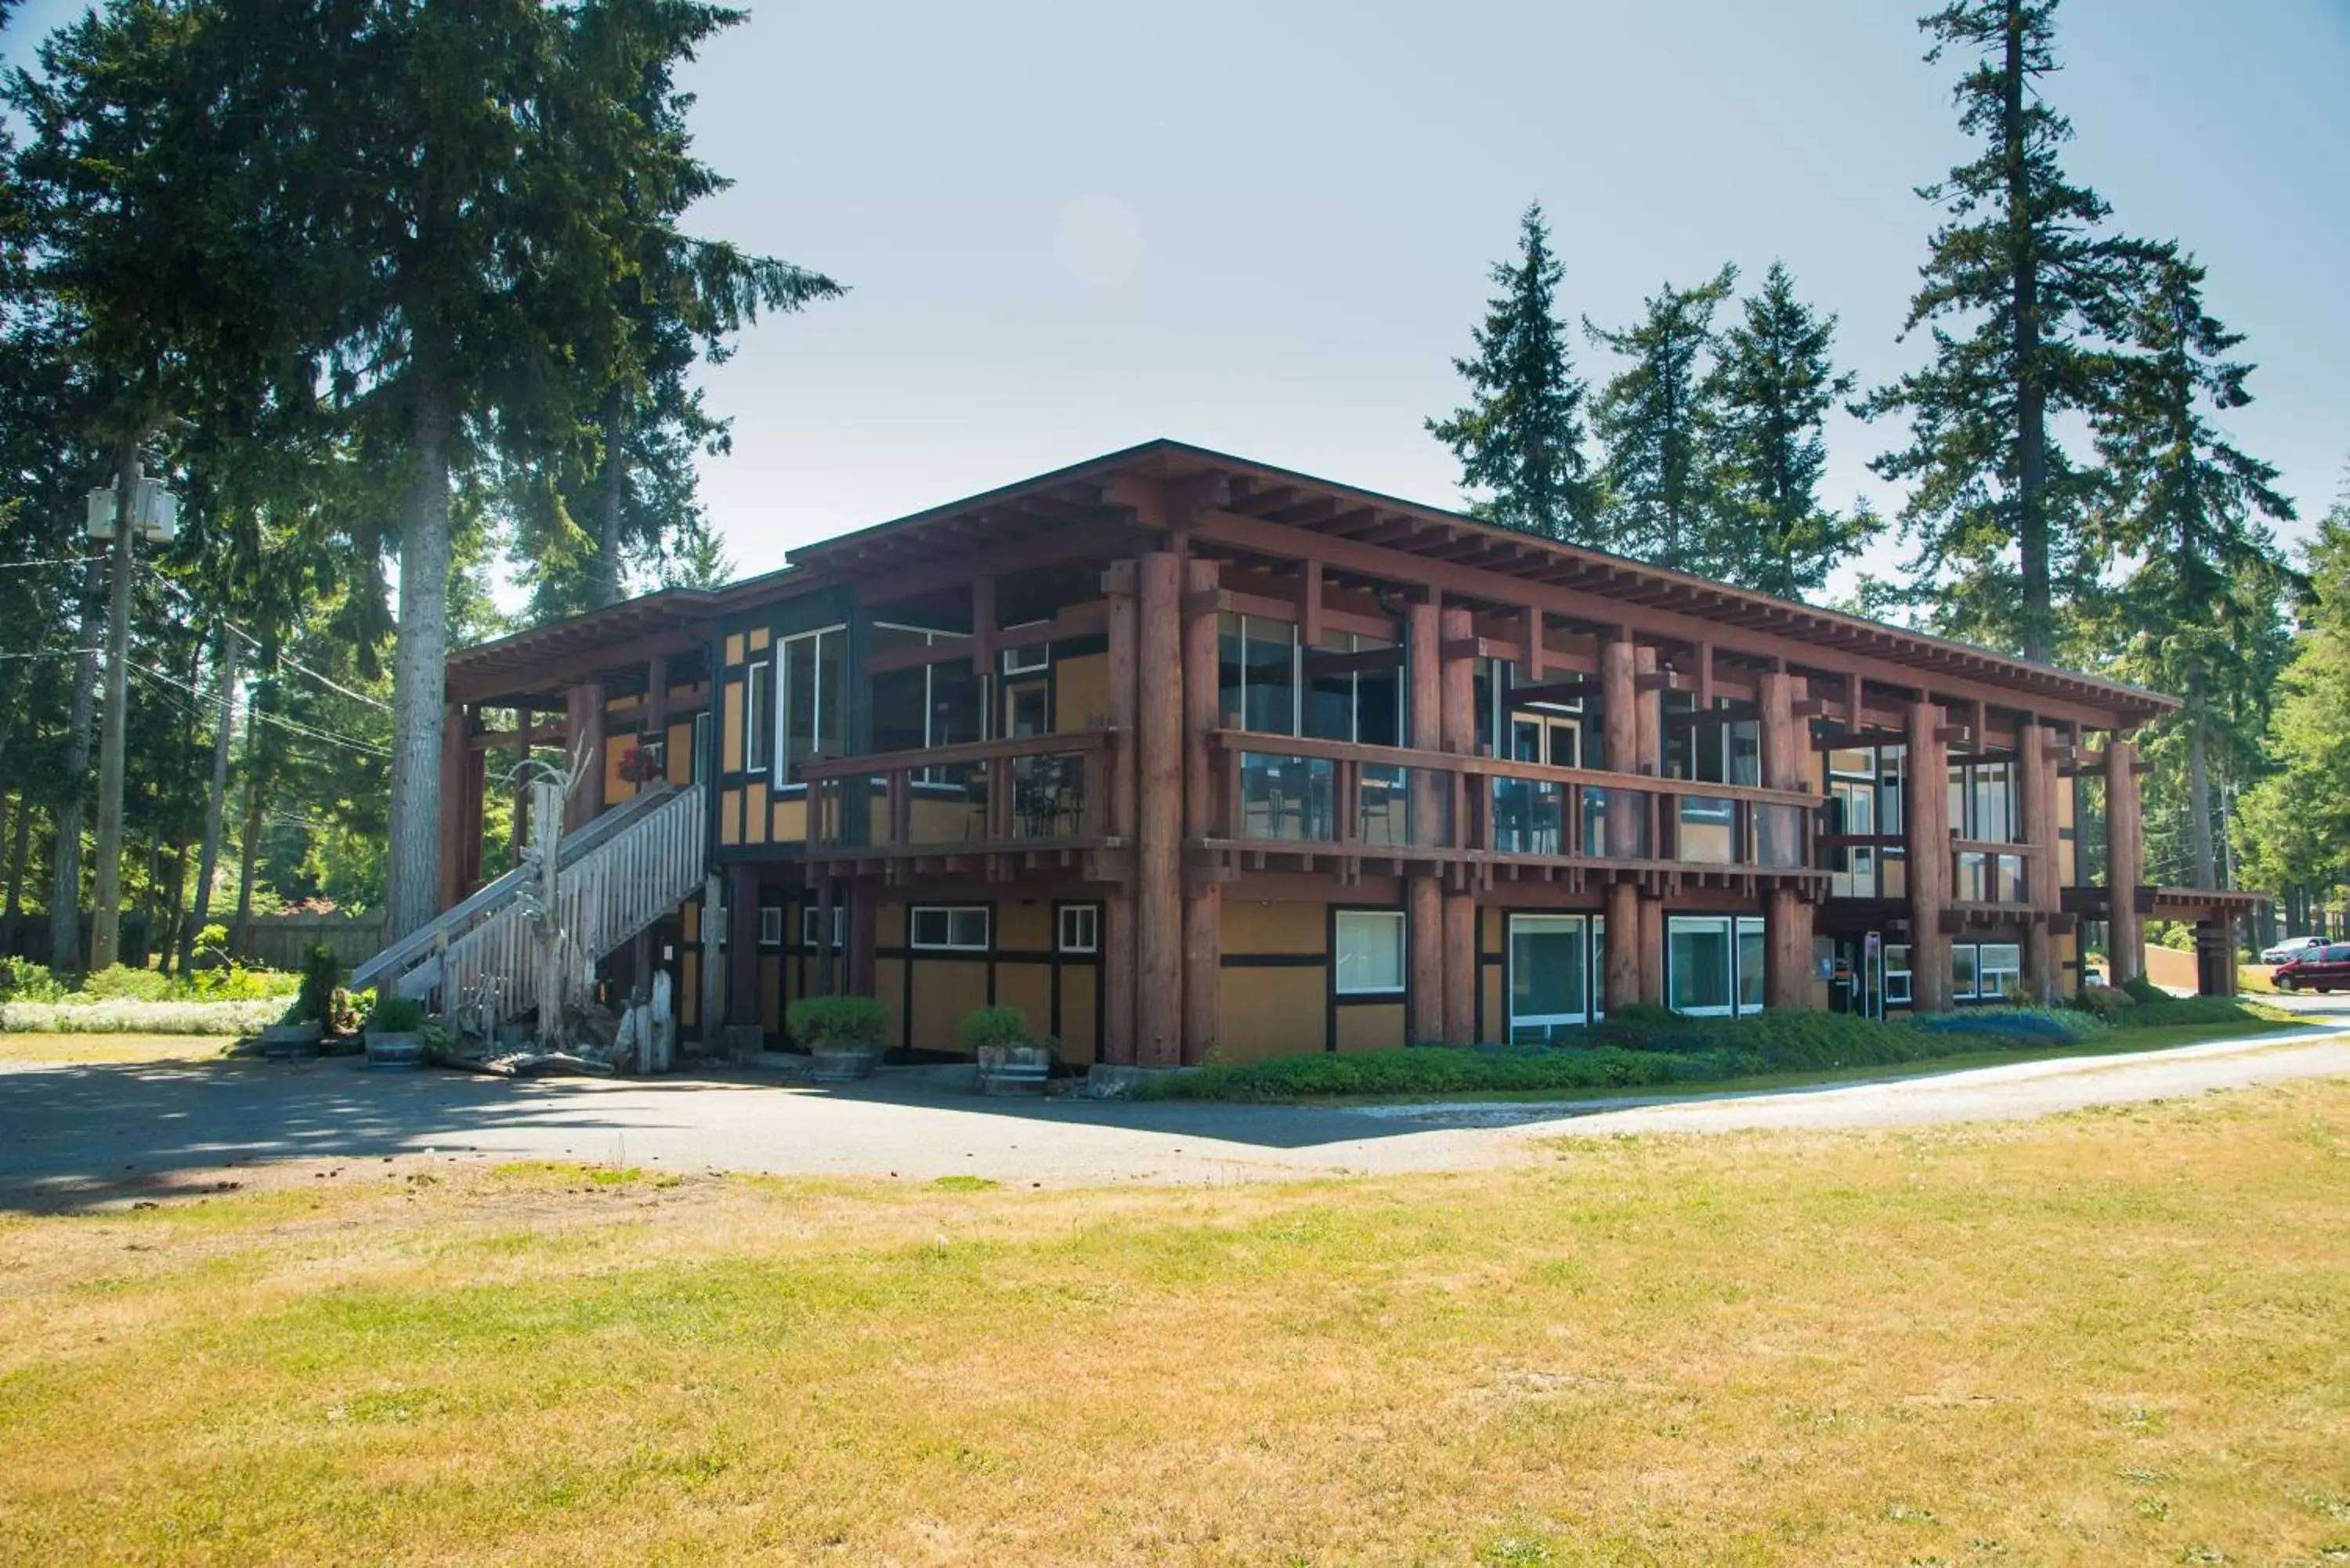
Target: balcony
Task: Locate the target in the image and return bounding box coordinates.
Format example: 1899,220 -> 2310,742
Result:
798,730 -> 1126,879
1205,731 -> 1822,891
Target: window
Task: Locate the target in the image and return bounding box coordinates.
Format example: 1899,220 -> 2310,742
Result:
911,905 -> 989,952
870,623 -> 979,762
1884,944 -> 1913,1007
1948,759 -> 2019,843
758,905 -> 783,947
1668,915 -> 1767,1017
743,656 -> 771,771
1000,640 -> 1050,676
1509,913 -> 1592,1040
692,710 -> 710,784
1952,944 -> 1979,999
1334,910 -> 1406,995
1057,904 -> 1099,954
1304,630 -> 1403,747
1218,613 -> 1300,735
777,624 -> 846,786
801,904 -> 845,951
1979,942 -> 2021,998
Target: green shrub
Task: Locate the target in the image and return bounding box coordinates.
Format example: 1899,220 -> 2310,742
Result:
0,998 -> 282,1035
0,960 -> 71,1003
2120,975 -> 2168,1005
787,994 -> 888,1050
2109,993 -> 2279,1030
1141,1044 -> 1762,1103
1914,1006 -> 2102,1044
82,964 -> 172,1003
367,995 -> 426,1034
959,1004 -> 1030,1051
2066,985 -> 2138,1021
282,944 -> 343,1028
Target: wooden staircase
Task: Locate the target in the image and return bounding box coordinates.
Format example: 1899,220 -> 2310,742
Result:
351,783 -> 707,1033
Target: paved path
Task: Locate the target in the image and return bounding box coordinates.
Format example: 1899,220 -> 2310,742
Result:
4,1011 -> 2347,1205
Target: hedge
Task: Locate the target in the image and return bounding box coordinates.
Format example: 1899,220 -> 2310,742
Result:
0,998 -> 284,1036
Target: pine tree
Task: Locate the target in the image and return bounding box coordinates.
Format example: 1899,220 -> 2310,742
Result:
1427,204 -> 1596,541
1704,262 -> 1873,600
2237,474 -> 2350,919
1859,0 -> 2156,661
2099,250 -> 2296,890
1586,266 -> 1735,574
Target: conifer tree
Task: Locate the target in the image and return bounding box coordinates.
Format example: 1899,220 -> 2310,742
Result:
1427,204 -> 1596,542
2237,474 -> 2350,921
2098,250 -> 2296,890
1859,0 -> 2155,662
1704,262 -> 1873,600
1586,266 -> 1735,574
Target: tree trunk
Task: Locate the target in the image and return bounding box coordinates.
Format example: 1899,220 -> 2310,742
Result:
2186,703 -> 2215,892
386,390 -> 457,939
180,624 -> 239,970
2003,0 -> 2052,664
49,601 -> 101,970
232,681 -> 266,958
4,795 -> 30,923
160,843 -> 190,975
90,436 -> 142,970
597,390 -> 627,608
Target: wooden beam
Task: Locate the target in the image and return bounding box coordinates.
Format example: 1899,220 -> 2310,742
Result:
1521,606 -> 1546,680
970,574 -> 996,674
1300,558 -> 1324,646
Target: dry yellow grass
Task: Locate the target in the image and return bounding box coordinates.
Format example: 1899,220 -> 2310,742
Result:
1,1082 -> 2347,1565
0,1031 -> 233,1065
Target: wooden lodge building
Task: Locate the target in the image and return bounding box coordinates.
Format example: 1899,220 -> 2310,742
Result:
409,440 -> 2261,1065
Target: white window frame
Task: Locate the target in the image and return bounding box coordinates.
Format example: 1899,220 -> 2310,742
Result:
1506,912 -> 1594,1037
1978,941 -> 2021,999
1221,612 -> 1303,736
1000,638 -> 1050,676
743,656 -> 770,773
1667,914 -> 1768,1017
800,904 -> 846,952
1332,909 -> 1407,995
773,623 -> 847,789
911,905 -> 990,953
1883,944 -> 1914,1007
1057,904 -> 1099,954
758,905 -> 783,948
1952,942 -> 1981,1000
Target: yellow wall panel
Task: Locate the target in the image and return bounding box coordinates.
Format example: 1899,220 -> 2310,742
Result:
909,959 -> 989,1050
667,721 -> 693,786
1058,967 -> 1098,1063
878,902 -> 906,945
725,633 -> 744,666
743,780 -> 768,844
1054,652 -> 1110,732
995,963 -> 1054,1044
874,959 -> 907,1046
772,795 -> 806,844
1224,900 -> 1327,957
999,902 -> 1050,951
721,680 -> 744,771
1217,966 -> 1326,1062
719,788 -> 742,846
1336,1003 -> 1405,1053
749,626 -> 770,651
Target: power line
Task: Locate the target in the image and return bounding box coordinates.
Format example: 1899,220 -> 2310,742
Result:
125,657 -> 390,760
0,555 -> 103,572
143,565 -> 391,712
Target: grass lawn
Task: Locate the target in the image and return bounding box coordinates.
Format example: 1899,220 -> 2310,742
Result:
2,1082 -> 2348,1563
0,1031 -> 237,1066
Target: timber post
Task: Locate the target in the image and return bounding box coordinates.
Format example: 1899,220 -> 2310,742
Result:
1405,599 -> 1444,1044
1758,670 -> 1814,1010
1101,561 -> 1139,1065
1600,633 -> 1640,1014
2106,736 -> 2145,986
564,681 -> 606,832
1907,699 -> 1953,1011
1438,605 -> 1477,1046
1632,643 -> 1663,1007
2019,719 -> 2062,1003
1180,557 -> 1222,1064
1134,551 -> 1184,1067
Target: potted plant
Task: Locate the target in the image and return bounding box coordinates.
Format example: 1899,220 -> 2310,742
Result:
363,995 -> 428,1071
963,1004 -> 1052,1097
787,995 -> 889,1082
260,943 -> 341,1059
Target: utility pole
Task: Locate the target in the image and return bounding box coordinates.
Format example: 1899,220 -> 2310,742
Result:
89,443 -> 140,971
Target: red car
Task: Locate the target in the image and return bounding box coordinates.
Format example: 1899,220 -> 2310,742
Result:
2272,943 -> 2350,993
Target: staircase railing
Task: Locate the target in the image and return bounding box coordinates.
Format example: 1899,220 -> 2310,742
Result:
352,784 -> 707,1025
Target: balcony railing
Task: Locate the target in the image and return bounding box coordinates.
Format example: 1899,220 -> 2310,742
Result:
798,730 -> 1119,855
1207,730 -> 1817,872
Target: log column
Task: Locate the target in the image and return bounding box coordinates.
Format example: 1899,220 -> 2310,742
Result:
511,706 -> 534,860
1180,558 -> 1222,1065
1101,562 -> 1139,1065
2017,720 -> 2062,1003
1438,605 -> 1478,1046
1633,644 -> 1664,1007
1759,671 -> 1814,1010
2106,737 -> 2145,986
1406,601 -> 1444,1044
564,680 -> 606,832
1907,699 -> 1953,1012
1600,634 -> 1641,1014
1135,552 -> 1184,1067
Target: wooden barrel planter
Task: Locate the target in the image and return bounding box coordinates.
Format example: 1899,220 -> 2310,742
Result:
363,1031 -> 426,1071
975,1043 -> 1051,1097
259,1021 -> 324,1060
808,1047 -> 877,1082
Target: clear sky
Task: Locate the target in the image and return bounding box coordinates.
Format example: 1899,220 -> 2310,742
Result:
9,0 -> 2347,598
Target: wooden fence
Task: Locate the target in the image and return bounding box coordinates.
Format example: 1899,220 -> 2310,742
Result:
227,912 -> 390,974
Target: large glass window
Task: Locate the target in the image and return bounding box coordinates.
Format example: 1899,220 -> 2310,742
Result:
1334,910 -> 1406,995
1304,630 -> 1401,746
777,625 -> 847,786
870,624 -> 978,760
1737,918 -> 1766,1013
1218,613 -> 1299,735
911,906 -> 989,952
1509,914 -> 1592,1040
1948,759 -> 2019,843
1668,914 -> 1767,1017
